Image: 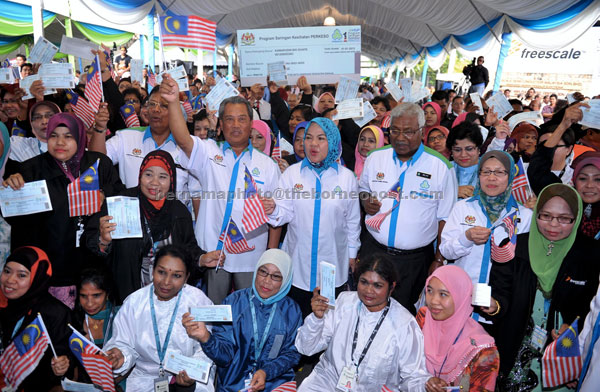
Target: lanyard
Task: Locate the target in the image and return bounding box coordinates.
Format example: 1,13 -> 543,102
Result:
387,160 -> 413,247
309,174 -> 322,290
351,303 -> 390,370
217,150 -> 247,250
435,326 -> 465,378
149,285 -> 182,371
11,317 -> 24,339
577,313 -> 600,391
248,293 -> 277,369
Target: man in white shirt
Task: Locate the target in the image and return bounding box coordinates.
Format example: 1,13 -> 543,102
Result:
359,103 -> 457,313
161,75 -> 281,305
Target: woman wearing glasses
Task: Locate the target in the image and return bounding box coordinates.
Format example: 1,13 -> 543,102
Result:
439,151 -> 532,323
182,249 -> 301,392
488,184 -> 600,390
446,122 -> 484,200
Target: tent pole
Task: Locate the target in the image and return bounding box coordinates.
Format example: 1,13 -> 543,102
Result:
31,0 -> 44,41
492,32 -> 512,93
64,17 -> 76,68
467,0 -> 502,44
213,46 -> 217,76
197,50 -> 203,80
421,56 -> 429,86
227,44 -> 233,81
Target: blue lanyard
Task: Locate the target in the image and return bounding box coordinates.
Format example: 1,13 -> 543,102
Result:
310,175 -> 322,290
217,150 -> 247,250
149,286 -> 182,369
248,293 -> 277,369
577,313 -> 600,391
472,200 -> 493,323
387,160 -> 413,247
435,326 -> 465,378
11,317 -> 24,339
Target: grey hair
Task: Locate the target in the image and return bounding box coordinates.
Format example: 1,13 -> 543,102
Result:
219,96 -> 253,119
389,102 -> 425,129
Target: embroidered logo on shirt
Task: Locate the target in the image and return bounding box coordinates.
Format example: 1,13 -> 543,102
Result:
419,180 -> 430,191
565,277 -> 586,286
252,167 -> 260,176
132,148 -> 142,156
417,172 -> 431,179
333,185 -> 343,195
465,215 -> 476,225
294,183 -> 303,192
376,172 -> 385,180
214,154 -> 223,163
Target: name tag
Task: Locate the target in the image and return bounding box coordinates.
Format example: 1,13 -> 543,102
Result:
530,324 -> 547,352
417,172 -> 431,179
336,366 -> 357,392
153,377 -> 169,392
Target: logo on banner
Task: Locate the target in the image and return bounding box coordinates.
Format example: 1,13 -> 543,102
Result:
332,29 -> 343,42
241,32 -> 255,46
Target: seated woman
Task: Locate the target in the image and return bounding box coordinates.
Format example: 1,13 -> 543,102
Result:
84,150 -> 221,303
0,247 -> 74,391
105,245 -> 215,391
418,265 -> 499,392
3,113 -> 123,309
489,184 -> 600,390
182,249 -> 301,391
295,253 -> 432,391
446,122 -> 484,200
354,125 -> 384,178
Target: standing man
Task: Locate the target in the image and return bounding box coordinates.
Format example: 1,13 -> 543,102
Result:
358,103 -> 457,314
468,56 -> 489,96
161,74 -> 281,305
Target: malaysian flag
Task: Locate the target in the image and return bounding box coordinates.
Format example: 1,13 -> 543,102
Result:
10,119 -> 25,137
242,166 -> 268,232
0,315 -> 50,389
120,103 -> 140,128
69,329 -> 115,392
66,90 -> 95,128
84,55 -> 103,112
2,59 -> 10,68
273,381 -> 296,391
68,159 -> 102,217
366,182 -> 401,231
159,15 -> 217,51
147,67 -> 157,89
182,100 -> 193,120
381,113 -> 391,131
272,131 -> 282,159
512,158 -> 531,205
542,319 -> 582,388
102,49 -> 117,80
491,212 -> 518,263
218,218 -> 255,254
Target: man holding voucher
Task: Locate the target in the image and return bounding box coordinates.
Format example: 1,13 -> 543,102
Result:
161,74 -> 280,305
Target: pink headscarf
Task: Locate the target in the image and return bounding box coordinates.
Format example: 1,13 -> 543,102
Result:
354,125 -> 384,178
313,92 -> 335,114
423,265 -> 495,384
452,112 -> 468,128
424,126 -> 451,159
422,102 -> 442,139
251,120 -> 272,155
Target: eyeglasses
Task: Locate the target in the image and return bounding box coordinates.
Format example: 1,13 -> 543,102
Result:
126,98 -> 140,104
31,113 -> 54,121
256,267 -> 283,282
389,127 -> 422,138
480,169 -> 509,177
2,99 -> 18,104
428,135 -> 446,142
451,146 -> 478,154
537,212 -> 575,224
147,101 -> 168,111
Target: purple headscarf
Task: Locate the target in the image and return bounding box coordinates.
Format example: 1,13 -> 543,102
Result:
46,113 -> 87,181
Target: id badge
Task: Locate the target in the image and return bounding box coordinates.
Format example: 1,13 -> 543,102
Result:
335,366 -> 357,392
530,324 -> 548,352
154,376 -> 169,392
241,372 -> 252,391
75,227 -> 84,248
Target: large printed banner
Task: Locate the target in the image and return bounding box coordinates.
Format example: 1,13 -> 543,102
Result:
237,25 -> 361,86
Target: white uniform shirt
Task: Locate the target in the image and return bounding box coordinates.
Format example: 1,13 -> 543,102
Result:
268,161 -> 361,291
9,136 -> 47,162
104,284 -> 215,392
295,292 -> 430,392
358,144 -> 457,249
578,282 -> 600,392
440,197 -> 532,284
105,127 -> 196,200
181,137 -> 280,272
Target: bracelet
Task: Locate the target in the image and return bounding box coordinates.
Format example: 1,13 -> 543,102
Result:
101,67 -> 109,73
99,237 -> 110,247
94,127 -> 107,134
489,299 -> 501,316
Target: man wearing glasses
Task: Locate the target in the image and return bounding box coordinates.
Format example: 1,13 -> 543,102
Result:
358,102 -> 457,314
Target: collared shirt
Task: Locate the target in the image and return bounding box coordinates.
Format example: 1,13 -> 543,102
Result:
358,144 -> 457,250
268,161 -> 361,291
105,127 -> 197,201
9,136 -> 47,162
181,136 -> 280,273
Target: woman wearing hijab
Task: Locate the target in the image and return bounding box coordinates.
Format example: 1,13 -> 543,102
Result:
419,265 -> 499,392
84,150 -> 220,304
447,122 -> 484,200
440,151 -> 533,325
0,247 -> 74,391
313,92 -> 335,114
572,152 -> 600,239
489,184 -> 600,390
104,245 -> 215,391
262,117 -> 361,317
422,102 -> 442,139
0,123 -> 10,265
425,126 -> 450,159
3,113 -> 123,308
510,122 -> 538,164
8,101 -> 60,164
183,249 -> 301,391
250,119 -> 272,156
296,253 -> 432,391
283,121 -> 308,167
354,125 -> 384,178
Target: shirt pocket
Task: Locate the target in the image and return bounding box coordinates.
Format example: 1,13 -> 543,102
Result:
262,328 -> 288,361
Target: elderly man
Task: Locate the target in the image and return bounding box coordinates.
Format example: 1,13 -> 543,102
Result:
358,103 -> 457,313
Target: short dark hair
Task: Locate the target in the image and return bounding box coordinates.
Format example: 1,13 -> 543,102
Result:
446,121 -> 484,150
219,96 -> 252,119
122,87 -> 142,102
78,267 -> 114,297
452,95 -> 464,103
16,54 -> 26,61
193,109 -> 208,123
370,96 -> 390,111
431,90 -> 448,102
355,253 -> 398,289
154,245 -> 195,277
509,99 -> 523,107
289,104 -> 315,122
21,63 -> 32,69
148,85 -> 161,99
118,77 -> 132,87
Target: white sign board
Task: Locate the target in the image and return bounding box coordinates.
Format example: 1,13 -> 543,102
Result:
237,26 -> 361,86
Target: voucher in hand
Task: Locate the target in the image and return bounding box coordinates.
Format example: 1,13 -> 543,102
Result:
190,305 -> 233,322
320,261 -> 336,307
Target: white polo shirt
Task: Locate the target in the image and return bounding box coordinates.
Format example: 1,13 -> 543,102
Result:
105,127 -> 195,201
181,137 -> 280,273
358,144 -> 457,250
268,161 -> 361,291
9,136 -> 47,162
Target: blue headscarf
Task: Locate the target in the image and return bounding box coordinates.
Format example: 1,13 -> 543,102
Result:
251,249 -> 293,305
293,121 -> 309,161
475,150 -> 516,223
302,117 -> 341,175
0,121 -> 10,178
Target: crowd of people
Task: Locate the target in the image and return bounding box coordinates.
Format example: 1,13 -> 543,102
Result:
0,48 -> 598,392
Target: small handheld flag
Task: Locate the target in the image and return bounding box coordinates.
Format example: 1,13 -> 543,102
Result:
542,319 -> 582,388
67,159 -> 102,217
365,181 -> 401,231
66,90 -> 95,129
242,166 -> 268,232
218,218 -> 255,254
272,381 -> 296,391
511,158 -> 531,205
272,131 -> 282,159
491,212 -> 518,263
120,103 -> 140,128
69,328 -> 115,392
84,55 -> 103,112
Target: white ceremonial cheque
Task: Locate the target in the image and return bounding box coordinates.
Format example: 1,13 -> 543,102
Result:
385,81 -> 404,102
335,76 -> 359,103
320,261 -> 336,307
472,283 -> 492,307
0,68 -> 15,84
507,111 -> 543,131
204,78 -> 239,111
61,378 -> 102,392
470,93 -> 484,115
164,350 -> 212,384
237,25 -> 361,86
580,99 -> 600,129
0,180 -> 52,217
39,63 -> 76,89
333,98 -> 363,120
267,61 -> 287,84
190,305 -> 233,322
156,65 -> 187,84
20,74 -> 56,100
486,92 -> 514,120
59,35 -> 97,61
353,101 -> 377,128
106,196 -> 143,239
130,59 -> 144,82
28,36 -> 59,64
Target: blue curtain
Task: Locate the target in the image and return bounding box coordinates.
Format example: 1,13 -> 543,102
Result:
512,0 -> 593,30
100,0 -> 150,9
0,0 -> 54,22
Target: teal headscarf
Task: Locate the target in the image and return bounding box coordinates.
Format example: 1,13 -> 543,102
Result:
302,117 -> 341,175
251,249 -> 293,305
476,150 -> 516,223
0,121 -> 10,178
